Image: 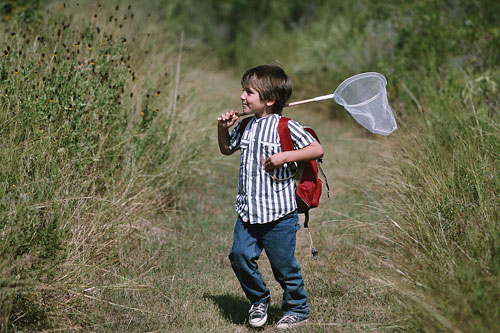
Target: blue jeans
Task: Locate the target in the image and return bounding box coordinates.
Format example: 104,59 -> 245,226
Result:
228,210 -> 310,317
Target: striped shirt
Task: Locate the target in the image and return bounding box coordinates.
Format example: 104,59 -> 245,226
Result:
228,114 -> 316,224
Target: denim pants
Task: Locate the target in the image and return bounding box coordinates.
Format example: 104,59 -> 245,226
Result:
228,210 -> 310,317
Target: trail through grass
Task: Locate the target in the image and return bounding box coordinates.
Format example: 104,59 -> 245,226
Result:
68,66 -> 402,332
139,68 -> 404,332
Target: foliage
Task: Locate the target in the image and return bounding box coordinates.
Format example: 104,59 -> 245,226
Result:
384,68 -> 500,331
0,1 -> 203,330
169,0 -> 324,66
0,0 -> 41,23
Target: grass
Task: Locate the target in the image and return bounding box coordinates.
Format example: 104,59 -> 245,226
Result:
0,1 -> 211,330
1,0 -> 499,331
122,103 -> 403,332
1,8 -> 401,325
205,0 -> 500,330
377,70 -> 500,332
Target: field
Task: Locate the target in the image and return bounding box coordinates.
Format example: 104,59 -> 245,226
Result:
1,1 -> 499,332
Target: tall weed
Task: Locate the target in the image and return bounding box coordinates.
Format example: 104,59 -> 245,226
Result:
382,68 -> 500,331
0,1 -> 206,330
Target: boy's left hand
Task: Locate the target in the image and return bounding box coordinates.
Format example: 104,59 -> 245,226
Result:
262,153 -> 288,171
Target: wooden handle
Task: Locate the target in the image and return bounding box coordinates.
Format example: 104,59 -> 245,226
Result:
218,93 -> 333,120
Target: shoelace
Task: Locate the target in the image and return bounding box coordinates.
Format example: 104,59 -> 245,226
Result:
249,303 -> 267,317
278,315 -> 297,324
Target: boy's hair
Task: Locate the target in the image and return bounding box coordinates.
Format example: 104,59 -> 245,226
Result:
241,64 -> 292,114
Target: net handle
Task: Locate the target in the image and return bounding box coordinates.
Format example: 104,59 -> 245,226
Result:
286,93 -> 334,107
217,93 -> 334,121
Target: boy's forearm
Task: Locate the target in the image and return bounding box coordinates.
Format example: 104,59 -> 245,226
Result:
284,141 -> 323,163
218,126 -> 233,155
263,141 -> 323,171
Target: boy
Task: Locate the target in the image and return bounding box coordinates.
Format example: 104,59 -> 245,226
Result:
217,64 -> 323,330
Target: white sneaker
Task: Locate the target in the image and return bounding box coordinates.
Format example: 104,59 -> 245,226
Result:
248,302 -> 268,328
276,314 -> 308,330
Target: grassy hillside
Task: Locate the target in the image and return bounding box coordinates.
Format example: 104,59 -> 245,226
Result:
0,1 -> 213,330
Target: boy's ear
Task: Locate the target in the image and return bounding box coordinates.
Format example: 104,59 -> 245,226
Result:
265,99 -> 276,107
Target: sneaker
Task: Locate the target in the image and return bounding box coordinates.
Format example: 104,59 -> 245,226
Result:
248,302 -> 268,328
276,314 -> 308,330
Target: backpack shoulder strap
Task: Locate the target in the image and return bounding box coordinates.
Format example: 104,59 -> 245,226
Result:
238,117 -> 252,136
317,160 -> 330,198
304,127 -> 320,143
236,117 -> 252,145
278,117 -> 294,151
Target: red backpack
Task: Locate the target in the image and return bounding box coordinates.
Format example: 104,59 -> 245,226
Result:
278,117 -> 329,228
237,116 -> 330,228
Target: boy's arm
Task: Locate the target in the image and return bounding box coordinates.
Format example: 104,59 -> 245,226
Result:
218,110 -> 239,155
218,127 -> 233,155
262,141 -> 323,171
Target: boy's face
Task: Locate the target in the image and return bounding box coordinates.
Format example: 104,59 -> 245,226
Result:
240,85 -> 274,117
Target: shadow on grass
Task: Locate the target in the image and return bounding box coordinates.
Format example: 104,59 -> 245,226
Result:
203,293 -> 281,326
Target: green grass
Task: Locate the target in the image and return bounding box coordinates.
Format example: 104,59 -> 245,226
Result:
80,106 -> 401,332
377,70 -> 500,332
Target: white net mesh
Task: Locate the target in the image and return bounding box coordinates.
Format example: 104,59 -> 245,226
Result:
333,72 -> 397,136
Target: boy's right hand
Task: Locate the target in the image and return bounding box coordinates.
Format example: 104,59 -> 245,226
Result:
217,110 -> 239,128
